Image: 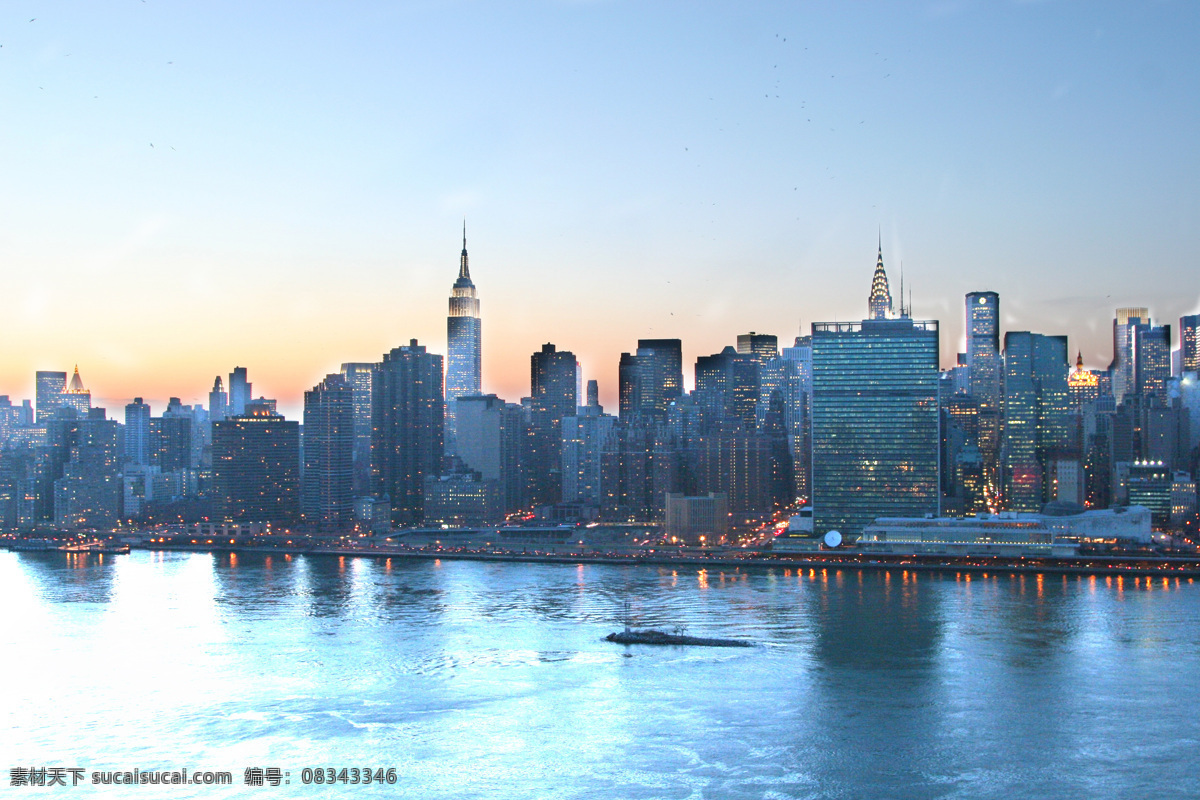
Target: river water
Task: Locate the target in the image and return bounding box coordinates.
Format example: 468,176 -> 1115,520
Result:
2,550 -> 1198,799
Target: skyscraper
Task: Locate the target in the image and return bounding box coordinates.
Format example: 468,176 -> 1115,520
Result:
212,406 -> 300,525
59,367 -> 91,417
811,316 -> 940,537
1181,314 -> 1200,374
339,362 -> 375,498
618,339 -> 682,421
445,223 -> 482,450
228,367 -> 252,417
303,373 -> 355,531
372,340 -> 444,526
812,252 -> 938,537
124,397 -> 151,466
208,377 -> 227,423
1110,308 -> 1149,405
1001,331 -> 1071,511
528,343 -> 578,506
965,292 -> 1001,484
1135,323 -> 1171,405
35,371 -> 66,422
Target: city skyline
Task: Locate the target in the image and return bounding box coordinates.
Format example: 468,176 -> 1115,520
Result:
4,2 -> 1199,417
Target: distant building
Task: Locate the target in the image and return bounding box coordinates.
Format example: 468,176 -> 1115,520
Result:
735,332 -> 778,364
859,504 -> 1153,557
52,415 -> 121,529
228,367 -> 251,417
422,470 -> 502,527
303,373 -> 355,532
1067,352 -> 1100,410
454,393 -> 526,515
1181,314 -> 1200,374
1110,308 -> 1149,405
1001,331 -> 1071,512
372,340 -> 444,527
664,492 -> 729,545
445,223 -> 482,450
528,343 -> 578,507
35,371 -> 67,422
619,339 -> 682,421
209,376 -> 228,423
212,406 -> 300,525
812,249 -> 940,539
339,362 -> 375,498
966,291 -> 1001,482
124,397 -> 151,466
59,366 -> 91,417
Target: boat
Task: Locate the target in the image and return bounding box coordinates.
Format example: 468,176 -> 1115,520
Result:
605,629 -> 753,648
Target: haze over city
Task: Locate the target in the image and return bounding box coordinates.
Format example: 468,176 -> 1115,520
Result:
3,1 -> 1198,418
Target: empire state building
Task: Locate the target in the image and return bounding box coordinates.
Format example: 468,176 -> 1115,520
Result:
445,223 -> 482,448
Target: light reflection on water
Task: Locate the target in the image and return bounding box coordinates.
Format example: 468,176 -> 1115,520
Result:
2,551 -> 1199,799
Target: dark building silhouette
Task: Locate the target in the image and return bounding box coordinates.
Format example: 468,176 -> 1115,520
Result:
124,397 -> 151,466
1001,331 -> 1071,511
303,373 -> 355,531
619,339 -> 682,421
372,340 -> 444,527
528,343 -> 578,507
209,377 -> 228,423
1181,314 -> 1200,374
339,362 -> 375,498
212,406 -> 300,525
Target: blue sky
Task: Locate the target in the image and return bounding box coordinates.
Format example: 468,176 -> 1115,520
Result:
3,1 -> 1198,416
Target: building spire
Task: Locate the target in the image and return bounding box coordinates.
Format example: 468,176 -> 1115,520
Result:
459,219 -> 470,280
867,236 -> 893,320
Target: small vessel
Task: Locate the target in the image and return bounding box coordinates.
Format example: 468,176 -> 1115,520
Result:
605,629 -> 752,648
607,600 -> 752,647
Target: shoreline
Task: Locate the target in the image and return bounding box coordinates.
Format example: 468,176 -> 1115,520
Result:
107,543 -> 1200,578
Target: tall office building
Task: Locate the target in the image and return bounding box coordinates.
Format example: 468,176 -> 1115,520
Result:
1135,324 -> 1171,405
1001,331 -> 1071,511
124,398 -> 151,466
455,393 -> 525,515
228,367 -> 252,417
1110,308 -> 1149,405
736,332 -> 779,364
1181,314 -> 1200,374
209,377 -> 228,423
445,223 -> 482,450
35,371 -> 67,422
561,389 -> 616,508
372,340 -> 444,526
528,343 -> 578,506
59,367 -> 91,417
618,339 -> 682,420
212,406 -> 300,525
52,415 -> 121,529
694,347 -> 760,430
339,362 -> 375,498
811,263 -> 939,537
965,292 -> 1001,483
303,373 -> 355,531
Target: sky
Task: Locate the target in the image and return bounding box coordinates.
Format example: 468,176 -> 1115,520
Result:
3,0 -> 1199,419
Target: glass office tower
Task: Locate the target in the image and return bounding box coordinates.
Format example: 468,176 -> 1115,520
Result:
811,317 -> 940,538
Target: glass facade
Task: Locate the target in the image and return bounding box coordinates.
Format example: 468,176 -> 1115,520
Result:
811,318 -> 940,538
